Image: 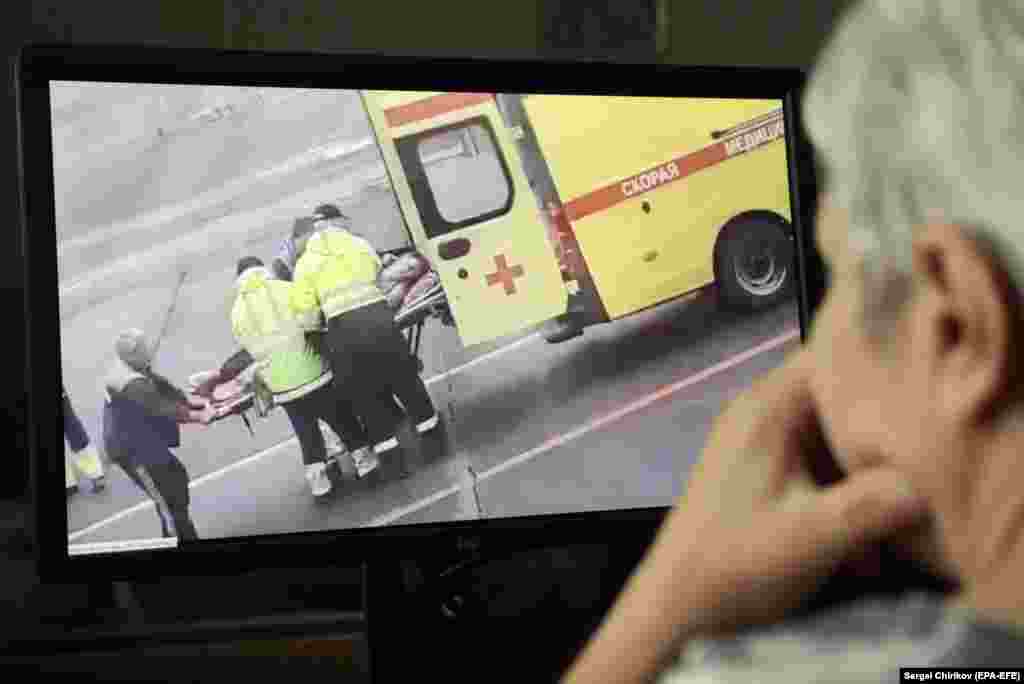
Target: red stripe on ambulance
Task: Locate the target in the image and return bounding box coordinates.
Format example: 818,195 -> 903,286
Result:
563,113 -> 785,223
383,92 -> 494,128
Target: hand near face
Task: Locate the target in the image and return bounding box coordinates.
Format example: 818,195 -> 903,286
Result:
665,347 -> 929,633
564,348 -> 930,684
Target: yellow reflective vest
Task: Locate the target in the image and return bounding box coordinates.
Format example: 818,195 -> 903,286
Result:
231,266 -> 332,403
290,226 -> 386,327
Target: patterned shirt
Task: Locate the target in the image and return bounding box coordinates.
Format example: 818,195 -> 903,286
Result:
658,593 -> 1024,684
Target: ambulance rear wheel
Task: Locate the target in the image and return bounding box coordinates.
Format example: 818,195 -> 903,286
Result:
714,215 -> 794,312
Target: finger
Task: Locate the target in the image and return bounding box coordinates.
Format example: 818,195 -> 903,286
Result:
768,349 -> 818,425
749,350 -> 821,455
811,468 -> 929,555
777,468 -> 927,569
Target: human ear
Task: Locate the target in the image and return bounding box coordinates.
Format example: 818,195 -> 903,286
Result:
911,223 -> 1018,424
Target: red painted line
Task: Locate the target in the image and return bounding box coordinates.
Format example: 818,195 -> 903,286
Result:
383,92 -> 494,128
368,326 -> 801,527
510,327 -> 801,458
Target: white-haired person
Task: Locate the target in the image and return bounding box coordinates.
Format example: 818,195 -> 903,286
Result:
564,1 -> 1024,682
102,329 -> 215,541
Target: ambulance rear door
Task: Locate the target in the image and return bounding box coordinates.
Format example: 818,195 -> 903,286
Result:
361,91 -> 567,348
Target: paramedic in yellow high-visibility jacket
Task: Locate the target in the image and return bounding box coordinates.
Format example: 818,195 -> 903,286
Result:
231,256 -> 379,493
289,207 -> 435,470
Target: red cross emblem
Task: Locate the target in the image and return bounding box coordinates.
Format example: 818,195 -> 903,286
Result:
485,254 -> 525,295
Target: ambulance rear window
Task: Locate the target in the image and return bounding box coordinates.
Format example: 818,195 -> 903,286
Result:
415,119 -> 513,234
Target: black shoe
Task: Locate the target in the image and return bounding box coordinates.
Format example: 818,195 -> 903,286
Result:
67,485 -> 79,498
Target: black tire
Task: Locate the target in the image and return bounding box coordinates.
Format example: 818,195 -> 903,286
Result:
714,215 -> 794,312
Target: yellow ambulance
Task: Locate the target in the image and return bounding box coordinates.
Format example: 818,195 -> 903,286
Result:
361,90 -> 793,348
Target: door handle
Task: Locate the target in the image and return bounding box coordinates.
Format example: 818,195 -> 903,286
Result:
439,238 -> 471,260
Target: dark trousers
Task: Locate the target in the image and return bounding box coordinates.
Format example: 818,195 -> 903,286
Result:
359,387 -> 406,442
62,389 -> 91,452
282,381 -> 369,465
394,373 -> 434,423
118,454 -> 198,541
326,301 -> 434,444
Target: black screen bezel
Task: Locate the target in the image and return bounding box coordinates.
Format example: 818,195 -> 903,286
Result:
16,44 -> 822,582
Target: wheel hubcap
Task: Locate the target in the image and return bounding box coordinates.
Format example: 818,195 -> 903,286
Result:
735,239 -> 786,296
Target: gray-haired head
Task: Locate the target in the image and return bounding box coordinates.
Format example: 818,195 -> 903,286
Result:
115,328 -> 153,372
803,0 -> 1024,326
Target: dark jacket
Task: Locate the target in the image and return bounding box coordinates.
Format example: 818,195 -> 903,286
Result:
102,361 -> 190,468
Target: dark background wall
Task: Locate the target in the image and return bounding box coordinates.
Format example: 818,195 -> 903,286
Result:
664,1 -> 854,67
0,0 -> 856,660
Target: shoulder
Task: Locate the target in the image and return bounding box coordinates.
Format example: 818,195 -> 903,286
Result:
354,235 -> 378,255
110,376 -> 157,408
307,230 -> 330,248
292,255 -> 315,281
120,376 -> 153,395
936,617 -> 1024,666
105,362 -> 146,396
326,227 -> 363,247
268,278 -> 294,296
660,593 -> 965,684
296,242 -> 322,264
267,276 -> 290,289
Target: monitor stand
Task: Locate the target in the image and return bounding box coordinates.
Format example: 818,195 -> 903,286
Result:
363,557 -> 461,683
363,543 -> 642,683
81,580 -> 143,624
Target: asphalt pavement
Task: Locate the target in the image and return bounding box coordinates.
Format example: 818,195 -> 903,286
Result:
53,86 -> 373,242
67,292 -> 799,545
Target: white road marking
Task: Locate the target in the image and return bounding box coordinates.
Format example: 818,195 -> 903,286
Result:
425,332 -> 541,385
365,327 -> 800,527
69,502 -> 154,543
68,331 -> 542,543
68,436 -> 298,543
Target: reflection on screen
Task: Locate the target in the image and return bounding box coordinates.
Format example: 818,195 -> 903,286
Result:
55,83 -> 801,555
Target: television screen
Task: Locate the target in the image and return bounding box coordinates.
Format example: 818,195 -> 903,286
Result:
26,55 -> 810,566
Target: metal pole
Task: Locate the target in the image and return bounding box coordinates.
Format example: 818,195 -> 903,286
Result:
151,268 -> 189,360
